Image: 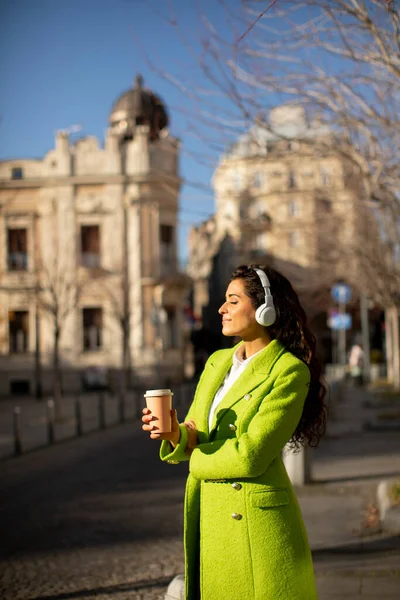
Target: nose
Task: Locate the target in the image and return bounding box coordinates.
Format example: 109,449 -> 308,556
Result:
218,302 -> 227,315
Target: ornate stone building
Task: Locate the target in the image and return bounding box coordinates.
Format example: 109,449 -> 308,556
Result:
188,105 -> 365,364
0,75 -> 189,396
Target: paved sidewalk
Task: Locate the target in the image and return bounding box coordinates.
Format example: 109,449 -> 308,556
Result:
0,391 -> 142,459
1,383 -> 399,599
301,384 -> 400,599
0,385 -> 195,460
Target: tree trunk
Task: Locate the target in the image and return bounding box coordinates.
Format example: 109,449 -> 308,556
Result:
34,303 -> 42,399
121,320 -> 131,401
392,308 -> 400,391
53,326 -> 63,419
385,307 -> 400,390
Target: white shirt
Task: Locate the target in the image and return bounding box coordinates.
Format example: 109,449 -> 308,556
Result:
208,345 -> 263,431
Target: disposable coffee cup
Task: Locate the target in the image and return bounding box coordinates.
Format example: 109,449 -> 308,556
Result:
144,389 -> 173,433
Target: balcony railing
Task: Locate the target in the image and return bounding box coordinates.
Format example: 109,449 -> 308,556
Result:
83,326 -> 102,351
9,332 -> 29,353
8,253 -> 28,271
81,253 -> 101,269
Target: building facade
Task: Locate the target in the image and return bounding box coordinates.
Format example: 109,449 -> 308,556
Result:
188,105 -> 365,364
0,76 -> 189,396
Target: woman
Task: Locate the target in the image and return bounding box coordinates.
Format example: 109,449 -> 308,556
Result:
142,264 -> 327,600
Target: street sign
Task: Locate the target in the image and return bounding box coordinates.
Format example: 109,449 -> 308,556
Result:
328,313 -> 352,330
331,283 -> 351,304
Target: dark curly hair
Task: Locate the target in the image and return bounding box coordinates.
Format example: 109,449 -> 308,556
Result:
231,264 -> 327,448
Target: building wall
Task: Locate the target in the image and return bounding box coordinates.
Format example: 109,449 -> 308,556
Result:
188,107 -> 363,364
0,126 -> 189,396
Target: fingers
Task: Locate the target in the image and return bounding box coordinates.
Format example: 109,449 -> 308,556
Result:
142,413 -> 155,424
171,409 -> 179,431
142,423 -> 158,432
142,411 -> 157,432
142,407 -> 151,415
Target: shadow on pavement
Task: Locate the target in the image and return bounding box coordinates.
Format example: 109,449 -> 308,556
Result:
312,533 -> 400,558
25,576 -> 173,600
0,425 -> 188,560
314,470 -> 400,485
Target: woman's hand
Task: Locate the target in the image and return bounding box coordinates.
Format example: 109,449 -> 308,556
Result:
182,419 -> 199,456
142,407 -> 180,445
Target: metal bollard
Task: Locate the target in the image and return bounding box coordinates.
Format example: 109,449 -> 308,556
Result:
118,393 -> 125,423
134,391 -> 142,420
47,399 -> 55,445
164,574 -> 184,600
13,406 -> 22,455
174,386 -> 181,412
75,399 -> 82,436
98,392 -> 106,429
283,444 -> 312,486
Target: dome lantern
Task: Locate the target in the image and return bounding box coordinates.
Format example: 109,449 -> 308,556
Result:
109,74 -> 169,142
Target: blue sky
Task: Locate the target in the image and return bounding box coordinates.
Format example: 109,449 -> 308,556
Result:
0,0 -> 249,262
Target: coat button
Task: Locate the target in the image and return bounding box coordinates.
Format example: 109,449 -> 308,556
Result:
243,393 -> 252,401
232,482 -> 242,491
228,424 -> 237,431
232,513 -> 242,520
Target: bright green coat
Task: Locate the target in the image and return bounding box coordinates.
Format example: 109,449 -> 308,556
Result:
160,339 -> 318,600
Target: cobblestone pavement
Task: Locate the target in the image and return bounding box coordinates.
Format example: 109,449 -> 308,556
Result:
0,424 -> 187,600
1,392 -> 400,599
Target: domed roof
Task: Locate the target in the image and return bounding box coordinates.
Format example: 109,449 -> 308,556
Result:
109,75 -> 169,141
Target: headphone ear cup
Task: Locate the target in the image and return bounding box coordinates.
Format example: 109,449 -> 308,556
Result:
255,304 -> 276,327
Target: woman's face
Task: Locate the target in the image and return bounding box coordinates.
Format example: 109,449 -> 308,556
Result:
218,278 -> 263,339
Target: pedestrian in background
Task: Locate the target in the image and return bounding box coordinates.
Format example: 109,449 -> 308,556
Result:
143,264 -> 327,600
348,338 -> 364,387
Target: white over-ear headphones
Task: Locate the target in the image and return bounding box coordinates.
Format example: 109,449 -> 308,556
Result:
253,268 -> 276,326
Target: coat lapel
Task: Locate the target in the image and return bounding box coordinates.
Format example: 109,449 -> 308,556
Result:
195,345 -> 237,438
209,339 -> 286,434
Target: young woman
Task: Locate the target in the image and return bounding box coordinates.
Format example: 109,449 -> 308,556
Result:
142,264 -> 327,600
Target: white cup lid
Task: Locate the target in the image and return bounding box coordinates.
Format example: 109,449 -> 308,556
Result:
144,389 -> 173,397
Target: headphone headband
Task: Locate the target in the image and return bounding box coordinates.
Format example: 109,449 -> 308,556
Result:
251,266 -> 276,326
253,268 -> 272,292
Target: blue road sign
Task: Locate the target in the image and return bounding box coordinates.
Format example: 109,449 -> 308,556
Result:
328,313 -> 352,330
331,283 -> 351,304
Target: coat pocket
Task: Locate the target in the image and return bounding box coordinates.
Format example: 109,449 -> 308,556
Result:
249,488 -> 289,508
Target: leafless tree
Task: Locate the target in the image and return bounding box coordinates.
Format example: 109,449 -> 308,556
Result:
140,0 -> 400,385
102,269 -> 132,403
35,255 -> 81,416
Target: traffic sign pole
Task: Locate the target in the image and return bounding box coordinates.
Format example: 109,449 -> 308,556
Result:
360,293 -> 371,383
331,283 -> 352,366
339,298 -> 347,366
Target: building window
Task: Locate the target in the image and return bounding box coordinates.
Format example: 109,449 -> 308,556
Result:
83,308 -> 103,351
321,198 -> 332,211
160,224 -> 175,275
321,168 -> 330,186
289,231 -> 299,248
165,307 -> 178,348
7,228 -> 28,271
9,310 -> 29,353
251,201 -> 264,218
11,167 -> 24,180
253,232 -> 268,252
288,171 -> 296,189
232,172 -> 244,191
288,199 -> 300,217
252,172 -> 263,188
80,225 -> 100,268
